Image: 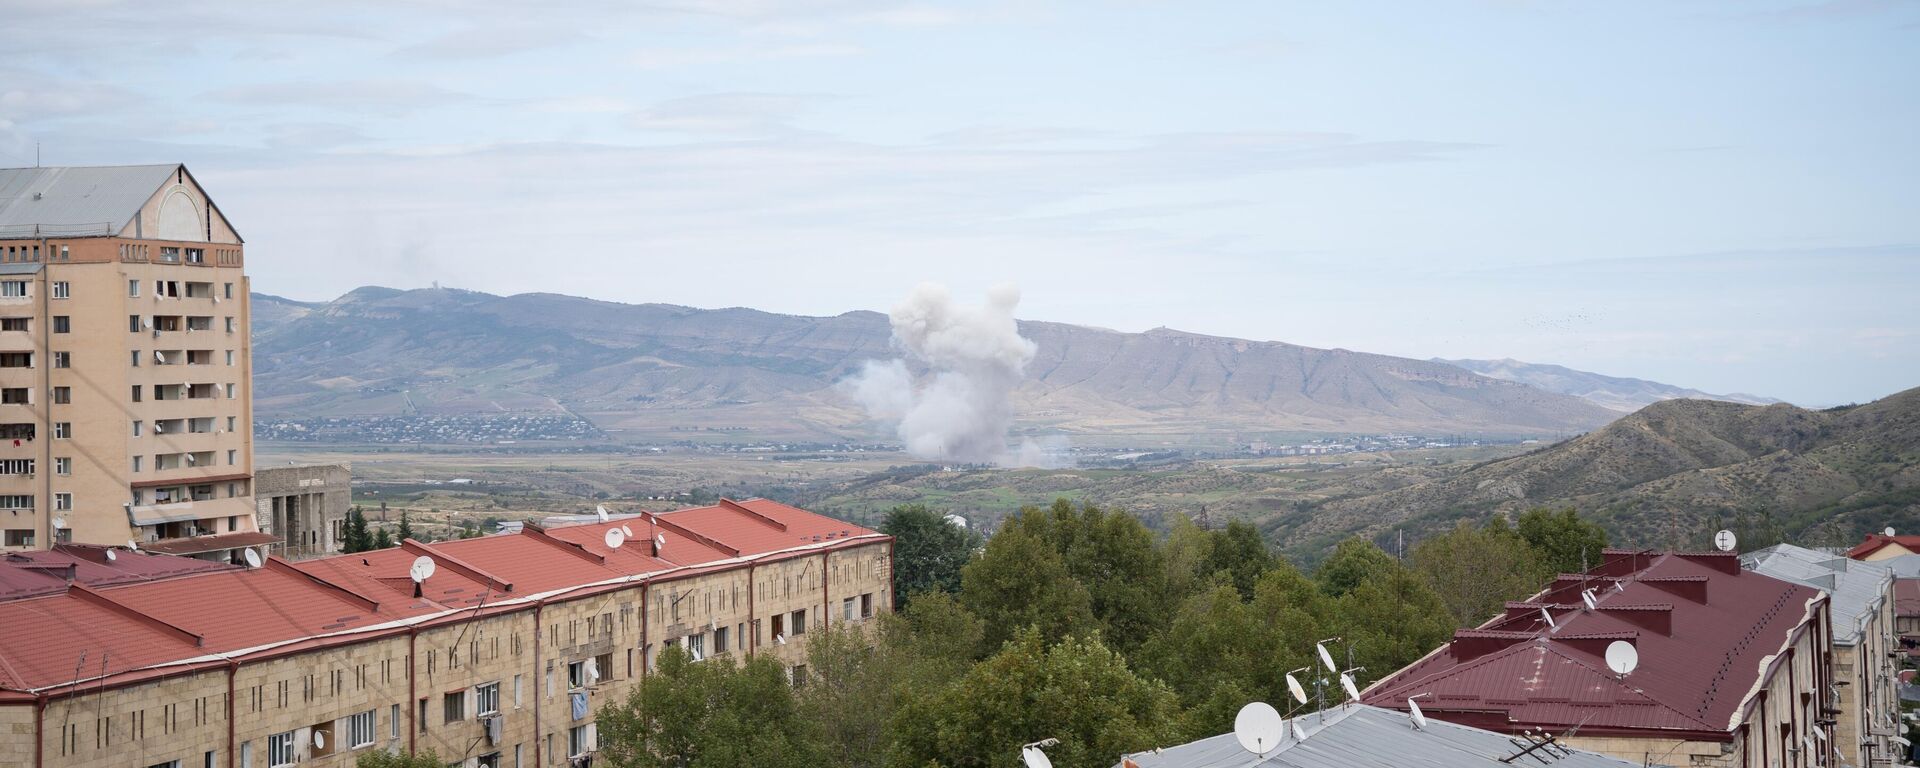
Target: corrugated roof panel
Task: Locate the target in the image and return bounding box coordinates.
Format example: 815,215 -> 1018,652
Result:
0,165 -> 178,238
1744,543 -> 1892,645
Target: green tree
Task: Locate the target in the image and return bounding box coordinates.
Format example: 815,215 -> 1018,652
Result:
1411,520 -> 1551,626
597,646 -> 821,768
1332,562 -> 1457,679
1516,508 -> 1610,574
960,518 -> 1096,653
1315,538 -> 1399,597
397,510 -> 415,541
342,507 -> 372,553
1200,519 -> 1277,600
888,630 -> 1182,768
371,527 -> 393,549
356,750 -> 444,768
880,504 -> 980,609
1008,499 -> 1171,652
797,624 -> 899,768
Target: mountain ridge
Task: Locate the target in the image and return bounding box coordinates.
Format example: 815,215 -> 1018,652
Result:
1438,357 -> 1780,412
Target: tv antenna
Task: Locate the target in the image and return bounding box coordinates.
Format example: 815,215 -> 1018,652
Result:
1604,641 -> 1638,678
1498,729 -> 1571,764
1020,738 -> 1059,768
1233,702 -> 1286,755
1713,530 -> 1737,553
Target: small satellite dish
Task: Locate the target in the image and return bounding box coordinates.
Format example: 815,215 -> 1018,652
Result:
1408,697 -> 1429,730
1893,735 -> 1913,748
242,549 -> 262,569
621,525 -> 634,537
104,549 -> 118,562
1316,642 -> 1337,673
1285,672 -> 1307,705
654,533 -> 667,550
944,514 -> 968,528
1581,590 -> 1597,611
1713,529 -> 1737,552
1233,702 -> 1285,755
1886,526 -> 1897,537
1811,725 -> 1826,742
409,556 -> 436,583
51,516 -> 65,529
586,657 -> 600,682
596,505 -> 610,523
1020,747 -> 1053,768
1339,673 -> 1361,702
1612,580 -> 1625,593
604,528 -> 626,550
1539,607 -> 1557,630
313,731 -> 326,749
1289,720 -> 1306,742
127,539 -> 140,551
775,633 -> 786,645
1605,641 -> 1639,676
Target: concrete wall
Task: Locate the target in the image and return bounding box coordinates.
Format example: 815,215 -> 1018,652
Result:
254,464 -> 351,559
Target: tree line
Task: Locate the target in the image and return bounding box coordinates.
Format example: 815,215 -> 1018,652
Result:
363,500 -> 1605,768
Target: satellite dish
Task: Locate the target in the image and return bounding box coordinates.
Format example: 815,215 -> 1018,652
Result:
1233,702 -> 1285,755
127,539 -> 140,551
1714,530 -> 1737,552
1612,580 -> 1625,593
1539,607 -> 1557,630
1605,641 -> 1639,676
1020,747 -> 1052,768
654,533 -> 667,550
1339,673 -> 1361,702
242,549 -> 262,569
104,549 -> 117,562
775,633 -> 786,645
944,514 -> 968,528
51,516 -> 65,529
1408,697 -> 1429,730
1289,720 -> 1306,742
621,525 -> 634,537
604,528 -> 626,550
1811,725 -> 1826,742
409,556 -> 436,583
1581,590 -> 1597,611
585,658 -> 600,682
596,505 -> 610,523
1316,642 -> 1337,673
1892,735 -> 1913,748
1886,527 -> 1897,537
1285,672 -> 1307,705
313,731 -> 326,749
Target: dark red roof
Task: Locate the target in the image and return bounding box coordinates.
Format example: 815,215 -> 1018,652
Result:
1362,550 -> 1824,740
1896,580 -> 1920,618
0,544 -> 238,601
0,499 -> 884,695
1847,534 -> 1920,560
140,531 -> 281,556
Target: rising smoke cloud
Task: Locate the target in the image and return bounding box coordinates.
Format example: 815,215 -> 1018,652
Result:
845,283 -> 1058,466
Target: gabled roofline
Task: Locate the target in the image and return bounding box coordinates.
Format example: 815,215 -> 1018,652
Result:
264,556 -> 381,613
520,524 -> 607,565
67,583 -> 204,647
716,498 -> 788,531
401,539 -> 513,593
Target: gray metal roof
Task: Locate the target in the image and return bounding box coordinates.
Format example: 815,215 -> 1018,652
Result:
1743,543 -> 1892,645
0,164 -> 179,239
1871,554 -> 1920,579
1113,704 -> 1654,768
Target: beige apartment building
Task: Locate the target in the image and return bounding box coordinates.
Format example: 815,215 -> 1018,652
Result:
0,164 -> 259,561
0,497 -> 892,768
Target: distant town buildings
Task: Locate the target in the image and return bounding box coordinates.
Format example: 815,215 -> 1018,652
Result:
0,164 -> 258,562
0,497 -> 891,768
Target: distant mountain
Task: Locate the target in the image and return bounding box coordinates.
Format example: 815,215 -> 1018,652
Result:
1436,358 -> 1780,412
249,287 -> 1620,440
1296,387 -> 1920,548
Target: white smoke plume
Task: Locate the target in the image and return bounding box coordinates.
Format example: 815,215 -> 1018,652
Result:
846,283 -> 1059,466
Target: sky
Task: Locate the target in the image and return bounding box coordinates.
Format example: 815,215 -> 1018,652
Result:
1,0 -> 1915,406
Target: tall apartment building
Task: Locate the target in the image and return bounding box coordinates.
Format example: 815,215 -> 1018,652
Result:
0,164 -> 260,561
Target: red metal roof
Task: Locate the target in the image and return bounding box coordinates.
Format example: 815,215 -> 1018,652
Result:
1848,534 -> 1920,560
1896,579 -> 1920,619
1361,550 -> 1823,740
0,499 -> 884,695
140,531 -> 281,556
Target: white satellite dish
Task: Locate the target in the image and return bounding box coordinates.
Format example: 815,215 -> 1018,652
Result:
1581,590 -> 1597,611
621,525 -> 634,537
1713,530 -> 1737,552
1339,673 -> 1361,702
1020,747 -> 1052,768
313,731 -> 326,749
1289,719 -> 1306,742
1233,702 -> 1285,755
1408,697 -> 1429,730
409,556 -> 436,583
604,528 -> 626,550
1316,642 -> 1337,673
1811,725 -> 1826,742
242,549 -> 262,569
127,539 -> 140,551
775,633 -> 786,645
1539,607 -> 1557,630
1605,640 -> 1639,676
1886,526 -> 1897,537
596,505 -> 610,523
654,533 -> 666,551
104,549 -> 117,562
1612,580 -> 1625,593
1893,735 -> 1913,748
1285,672 -> 1307,704
585,657 -> 600,682
51,516 -> 65,529
944,514 -> 968,528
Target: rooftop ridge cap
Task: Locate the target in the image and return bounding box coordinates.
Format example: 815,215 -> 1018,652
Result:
648,514 -> 742,557
1533,643 -> 1722,732
401,539 -> 513,593
267,557 -> 380,613
519,524 -> 607,566
716,498 -> 788,532
66,583 -> 203,647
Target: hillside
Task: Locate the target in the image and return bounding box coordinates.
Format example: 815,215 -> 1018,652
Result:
1439,358 -> 1780,412
1298,387 -> 1920,548
249,287 -> 1620,440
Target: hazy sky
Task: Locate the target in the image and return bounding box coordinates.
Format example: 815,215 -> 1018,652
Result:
3,0 -> 1915,405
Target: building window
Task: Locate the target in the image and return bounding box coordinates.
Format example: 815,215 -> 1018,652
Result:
0,388 -> 25,405
53,422 -> 69,439
131,385 -> 142,402
226,350 -> 235,366
54,457 -> 69,476
0,496 -> 31,510
130,315 -> 142,332
50,282 -> 68,299
53,493 -> 70,511
0,318 -> 25,332
791,609 -> 807,635
131,456 -> 142,473
228,449 -> 238,465
417,698 -> 428,733
567,660 -> 586,689
843,597 -> 856,622
686,633 -> 706,661
267,731 -> 296,768
51,352 -> 69,368
131,421 -> 141,437
227,416 -> 237,432
51,386 -> 69,404
0,459 -> 33,475
568,725 -> 592,758
224,283 -> 234,299
185,248 -> 204,264
51,316 -> 68,333
790,664 -> 807,688
714,625 -> 730,654
390,703 -> 400,739
226,383 -> 236,399
3,530 -> 31,547
477,682 -> 501,716
862,593 -> 874,618
0,282 -> 25,298
131,350 -> 140,367
443,690 -> 466,723
225,317 -> 235,333
347,709 -> 375,749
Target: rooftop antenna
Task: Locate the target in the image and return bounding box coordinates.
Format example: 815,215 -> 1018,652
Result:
1233,702 -> 1286,755
1315,638 -> 1340,674
1021,739 -> 1059,768
603,528 -> 625,551
1338,667 -> 1365,703
1604,640 -> 1639,678
595,505 -> 610,524
1886,526 -> 1897,537
1713,530 -> 1738,553
1498,728 -> 1571,765
242,549 -> 262,569
1539,607 -> 1557,631
1580,589 -> 1596,612
409,555 -> 436,598
104,549 -> 117,563
1284,667 -> 1309,707
1407,693 -> 1430,731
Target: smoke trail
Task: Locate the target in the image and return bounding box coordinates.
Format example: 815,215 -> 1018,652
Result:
845,283 -> 1054,466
